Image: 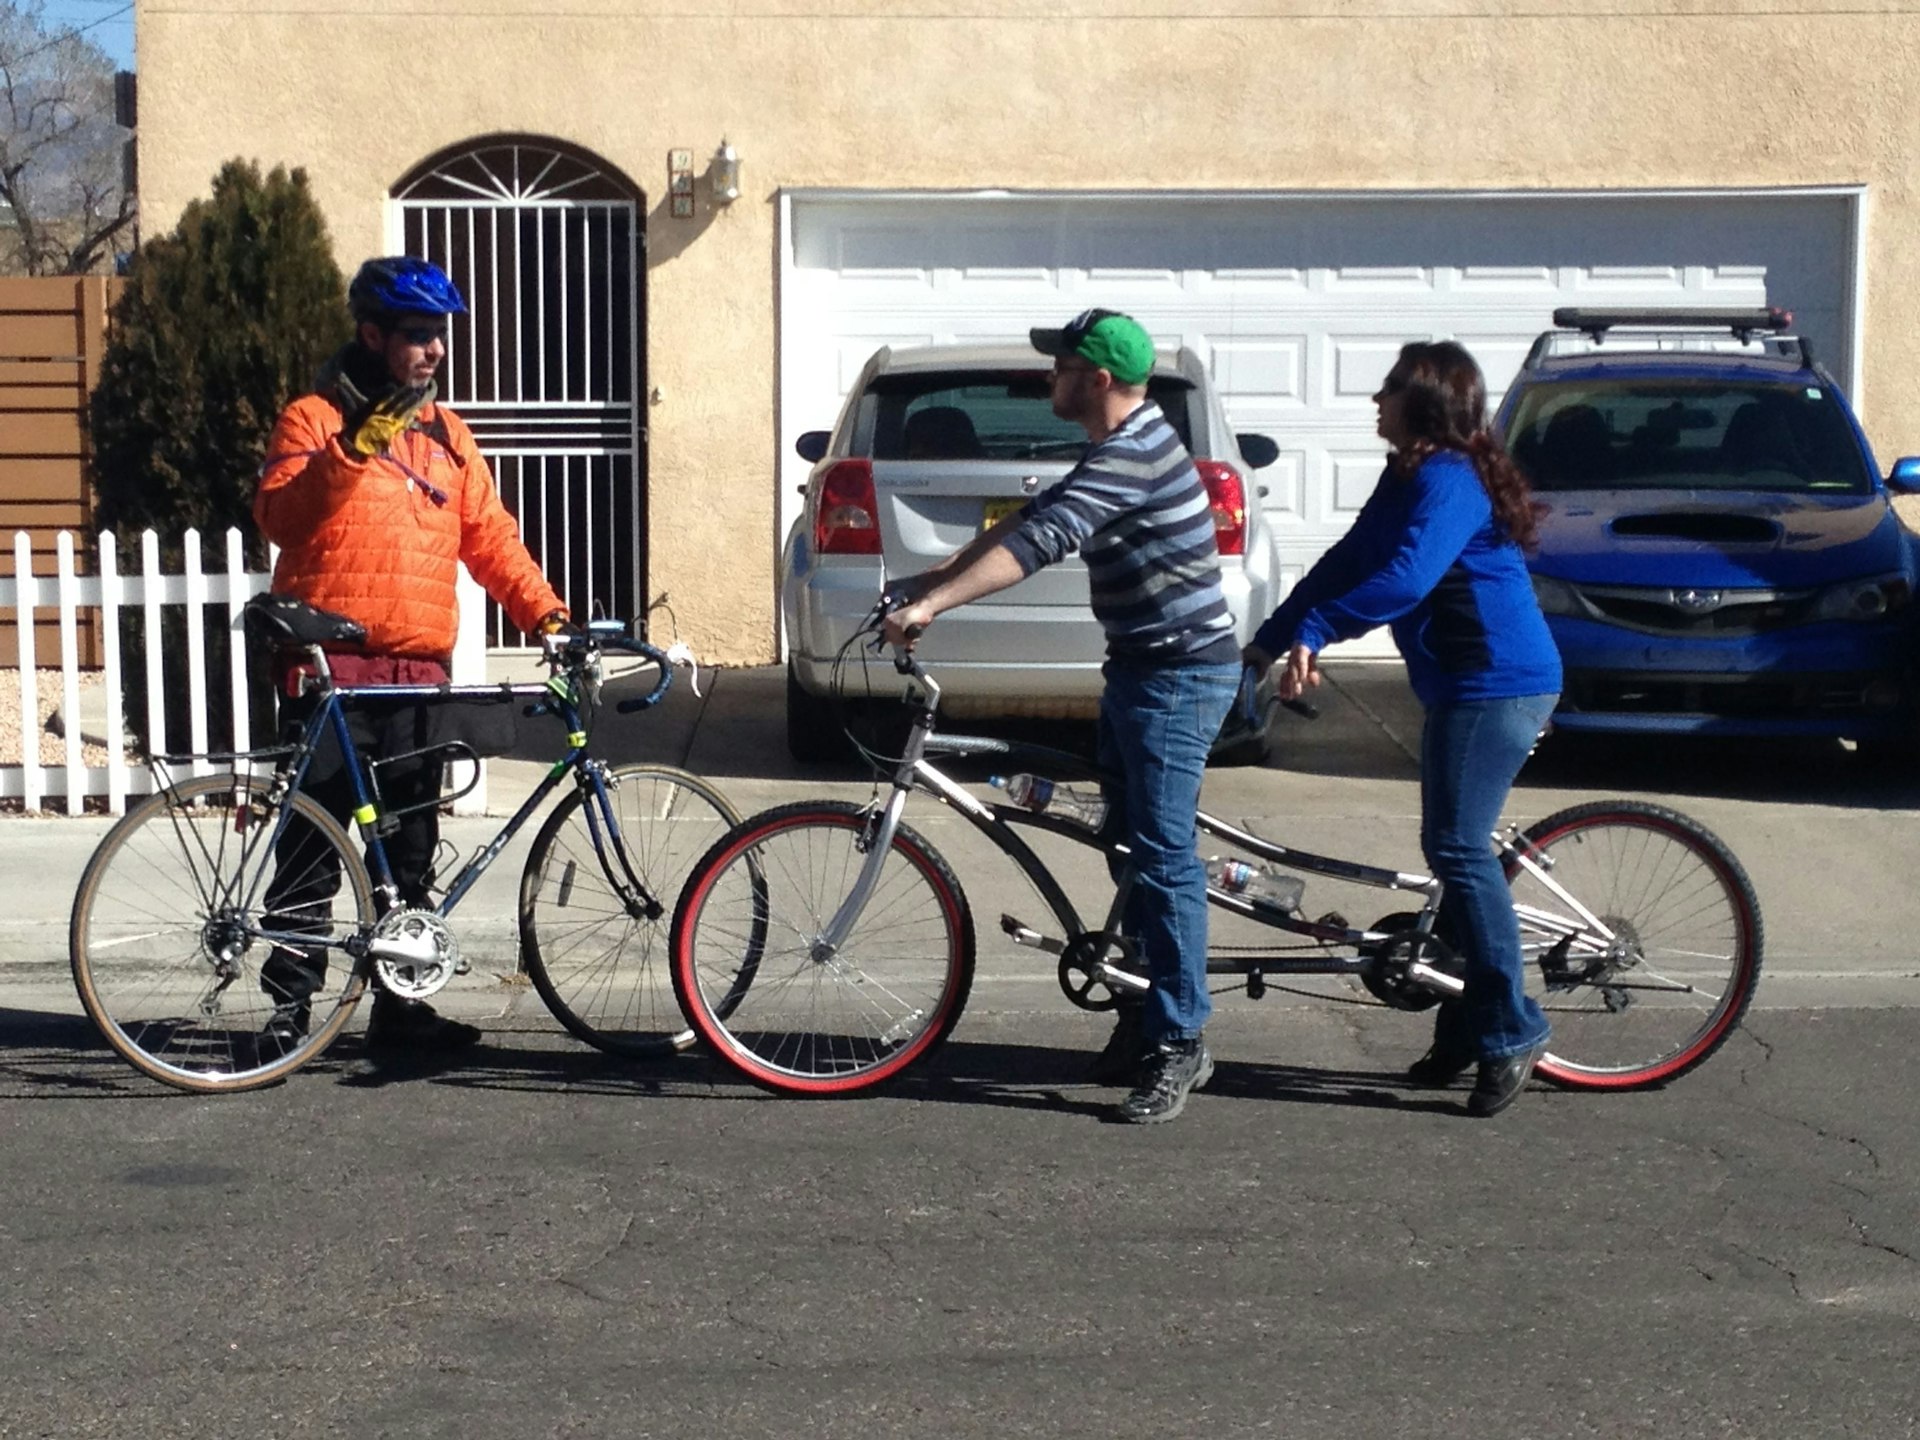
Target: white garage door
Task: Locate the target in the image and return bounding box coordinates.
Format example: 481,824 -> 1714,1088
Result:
779,189 -> 1860,656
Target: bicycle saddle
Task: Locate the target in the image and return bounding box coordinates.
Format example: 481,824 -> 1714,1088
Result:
243,593 -> 368,647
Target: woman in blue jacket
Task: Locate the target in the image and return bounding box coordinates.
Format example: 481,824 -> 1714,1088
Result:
1245,340 -> 1562,1117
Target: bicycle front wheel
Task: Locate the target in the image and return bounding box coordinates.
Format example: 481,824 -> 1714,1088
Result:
1507,801 -> 1763,1090
670,802 -> 975,1095
520,764 -> 742,1057
70,775 -> 374,1092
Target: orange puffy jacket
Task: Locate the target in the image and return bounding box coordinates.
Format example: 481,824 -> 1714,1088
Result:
254,392 -> 564,660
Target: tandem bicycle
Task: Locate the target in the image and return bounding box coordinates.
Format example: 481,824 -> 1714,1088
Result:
667,601 -> 1762,1097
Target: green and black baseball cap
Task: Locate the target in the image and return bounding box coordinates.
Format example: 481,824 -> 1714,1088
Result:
1030,308 -> 1157,386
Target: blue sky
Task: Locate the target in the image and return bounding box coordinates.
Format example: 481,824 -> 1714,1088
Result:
35,1 -> 135,71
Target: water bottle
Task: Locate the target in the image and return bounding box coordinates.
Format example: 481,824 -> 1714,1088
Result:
1206,856 -> 1305,916
989,773 -> 1109,831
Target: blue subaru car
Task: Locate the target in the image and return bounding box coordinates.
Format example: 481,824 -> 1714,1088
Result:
1496,308 -> 1920,749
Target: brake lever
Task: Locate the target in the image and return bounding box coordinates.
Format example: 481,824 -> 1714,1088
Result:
663,640 -> 702,698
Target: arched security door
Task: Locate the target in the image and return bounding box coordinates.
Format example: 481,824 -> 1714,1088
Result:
392,136 -> 645,646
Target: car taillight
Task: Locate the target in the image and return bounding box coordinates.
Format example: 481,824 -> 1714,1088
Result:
813,459 -> 881,555
1195,460 -> 1246,557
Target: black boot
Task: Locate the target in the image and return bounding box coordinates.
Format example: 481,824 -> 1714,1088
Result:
365,994 -> 482,1052
1087,1004 -> 1146,1085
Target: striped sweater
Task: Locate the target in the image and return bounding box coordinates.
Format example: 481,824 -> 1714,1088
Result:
1001,401 -> 1234,660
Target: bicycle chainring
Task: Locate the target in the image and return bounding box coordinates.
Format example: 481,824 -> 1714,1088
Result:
1057,931 -> 1144,1013
368,906 -> 462,1001
1359,913 -> 1461,1012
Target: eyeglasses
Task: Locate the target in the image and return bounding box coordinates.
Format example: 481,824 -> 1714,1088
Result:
1051,359 -> 1096,381
392,324 -> 449,347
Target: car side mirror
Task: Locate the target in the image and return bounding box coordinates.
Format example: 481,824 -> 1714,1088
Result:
1889,457 -> 1920,493
796,431 -> 830,463
1236,433 -> 1279,470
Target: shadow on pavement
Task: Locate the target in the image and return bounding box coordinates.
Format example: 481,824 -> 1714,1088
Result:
1518,731 -> 1920,810
376,1035 -> 1465,1121
498,657 -> 1920,808
0,1007 -> 172,1099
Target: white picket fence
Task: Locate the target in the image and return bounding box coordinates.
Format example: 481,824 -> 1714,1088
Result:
2,527 -> 487,816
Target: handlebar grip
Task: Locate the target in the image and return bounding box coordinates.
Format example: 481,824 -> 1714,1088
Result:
605,638 -> 676,713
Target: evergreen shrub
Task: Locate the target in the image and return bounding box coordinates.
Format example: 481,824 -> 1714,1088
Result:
89,160 -> 349,754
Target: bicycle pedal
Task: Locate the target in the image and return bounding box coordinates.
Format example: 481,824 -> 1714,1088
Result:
1000,914 -> 1064,956
1090,961 -> 1151,995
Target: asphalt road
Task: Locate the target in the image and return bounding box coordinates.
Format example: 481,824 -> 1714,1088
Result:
4,663 -> 1918,1438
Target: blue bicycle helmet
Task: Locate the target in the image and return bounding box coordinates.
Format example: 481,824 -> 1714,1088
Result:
347,256 -> 468,321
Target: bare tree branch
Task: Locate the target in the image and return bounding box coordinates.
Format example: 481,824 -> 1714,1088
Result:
0,2 -> 134,276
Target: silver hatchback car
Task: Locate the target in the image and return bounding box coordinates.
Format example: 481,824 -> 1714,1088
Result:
780,342 -> 1285,763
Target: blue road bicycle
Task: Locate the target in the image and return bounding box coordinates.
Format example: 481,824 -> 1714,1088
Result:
70,595 -> 741,1092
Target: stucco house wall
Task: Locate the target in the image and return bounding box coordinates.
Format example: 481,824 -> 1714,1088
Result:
135,0 -> 1920,662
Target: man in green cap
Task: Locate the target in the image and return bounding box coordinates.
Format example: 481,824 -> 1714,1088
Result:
883,308 -> 1240,1123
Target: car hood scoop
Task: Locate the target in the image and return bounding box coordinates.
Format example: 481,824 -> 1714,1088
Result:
1608,512 -> 1782,545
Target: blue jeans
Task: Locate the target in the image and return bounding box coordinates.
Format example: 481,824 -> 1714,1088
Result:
1420,693 -> 1560,1062
1097,655 -> 1241,1045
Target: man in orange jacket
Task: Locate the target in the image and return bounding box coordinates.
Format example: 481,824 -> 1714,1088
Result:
253,256 -> 569,1054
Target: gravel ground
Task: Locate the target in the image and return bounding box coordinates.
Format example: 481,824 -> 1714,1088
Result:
0,667 -> 119,782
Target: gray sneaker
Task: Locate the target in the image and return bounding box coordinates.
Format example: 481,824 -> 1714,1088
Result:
1118,1037 -> 1214,1124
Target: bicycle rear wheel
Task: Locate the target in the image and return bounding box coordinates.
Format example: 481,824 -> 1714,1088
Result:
70,775 -> 373,1092
1506,801 -> 1762,1089
670,802 -> 974,1095
520,763 -> 741,1057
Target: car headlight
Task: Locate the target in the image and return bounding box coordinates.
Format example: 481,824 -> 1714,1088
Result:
1810,573 -> 1913,622
1531,573 -> 1585,617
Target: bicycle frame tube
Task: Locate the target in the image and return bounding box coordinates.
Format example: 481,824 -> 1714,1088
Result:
1501,832 -> 1618,954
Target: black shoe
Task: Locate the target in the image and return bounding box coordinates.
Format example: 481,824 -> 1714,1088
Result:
1406,1043 -> 1475,1088
1118,1037 -> 1214,1124
365,995 -> 482,1053
1087,1005 -> 1147,1086
252,1001 -> 310,1062
1467,1041 -> 1548,1118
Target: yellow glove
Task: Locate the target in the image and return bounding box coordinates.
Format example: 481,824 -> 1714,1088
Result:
535,610 -> 573,636
343,381 -> 434,459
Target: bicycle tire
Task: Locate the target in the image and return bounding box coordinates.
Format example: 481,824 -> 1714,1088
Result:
670,801 -> 975,1095
519,763 -> 742,1057
1505,800 -> 1763,1090
70,775 -> 374,1093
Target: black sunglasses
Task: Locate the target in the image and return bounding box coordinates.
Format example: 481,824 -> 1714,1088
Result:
392,323 -> 449,346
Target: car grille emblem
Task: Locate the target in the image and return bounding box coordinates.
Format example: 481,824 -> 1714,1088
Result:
1668,588 -> 1726,614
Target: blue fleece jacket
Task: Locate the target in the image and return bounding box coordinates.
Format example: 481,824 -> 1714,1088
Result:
1252,450 -> 1562,707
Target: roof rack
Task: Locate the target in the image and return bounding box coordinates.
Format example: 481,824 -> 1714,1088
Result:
1523,306 -> 1812,370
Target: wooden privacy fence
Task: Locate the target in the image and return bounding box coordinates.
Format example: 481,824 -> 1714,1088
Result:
0,276 -> 121,668
2,526 -> 490,816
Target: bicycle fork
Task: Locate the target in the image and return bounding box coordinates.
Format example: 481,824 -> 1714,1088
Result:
812,787 -> 912,962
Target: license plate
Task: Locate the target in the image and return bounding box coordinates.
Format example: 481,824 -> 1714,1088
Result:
981,497 -> 1026,532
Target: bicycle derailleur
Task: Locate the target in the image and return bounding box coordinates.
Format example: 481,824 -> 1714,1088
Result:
1358,912 -> 1463,1012
366,906 -> 467,1001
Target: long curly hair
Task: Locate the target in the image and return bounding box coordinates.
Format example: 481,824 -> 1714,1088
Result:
1383,341 -> 1540,551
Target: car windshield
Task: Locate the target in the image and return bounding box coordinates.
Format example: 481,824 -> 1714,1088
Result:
860,369 -> 1195,461
1506,379 -> 1873,495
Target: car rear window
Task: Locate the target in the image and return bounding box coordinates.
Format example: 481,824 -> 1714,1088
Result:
859,369 -> 1195,461
1505,379 -> 1873,495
